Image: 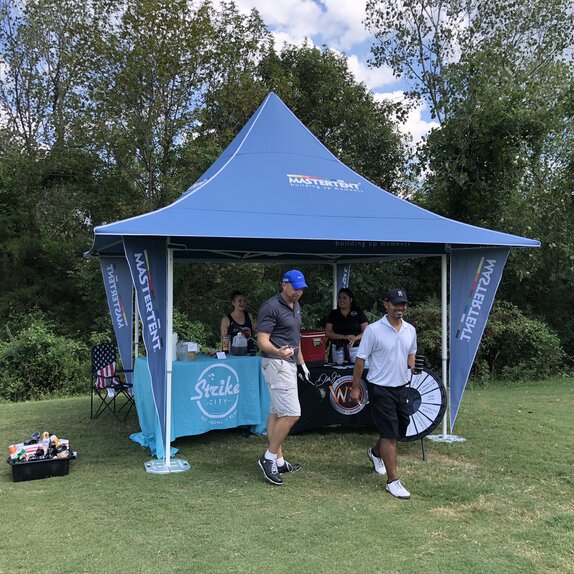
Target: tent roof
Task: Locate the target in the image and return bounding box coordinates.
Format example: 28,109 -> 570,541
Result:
87,92 -> 540,263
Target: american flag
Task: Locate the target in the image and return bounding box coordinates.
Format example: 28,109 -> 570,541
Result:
92,343 -> 120,389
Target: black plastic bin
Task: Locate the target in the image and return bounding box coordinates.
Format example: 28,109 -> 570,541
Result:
7,452 -> 77,482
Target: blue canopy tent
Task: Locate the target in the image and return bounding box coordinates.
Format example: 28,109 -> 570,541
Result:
87,92 -> 540,471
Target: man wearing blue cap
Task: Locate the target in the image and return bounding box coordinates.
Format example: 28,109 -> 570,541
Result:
256,269 -> 310,485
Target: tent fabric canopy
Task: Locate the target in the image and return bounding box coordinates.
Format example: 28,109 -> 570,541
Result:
87,92 -> 540,262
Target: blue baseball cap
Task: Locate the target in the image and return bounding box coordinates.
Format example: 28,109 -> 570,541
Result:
282,269 -> 307,289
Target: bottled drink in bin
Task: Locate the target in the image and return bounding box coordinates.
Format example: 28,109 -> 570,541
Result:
16,448 -> 27,461
42,432 -> 50,454
56,445 -> 69,459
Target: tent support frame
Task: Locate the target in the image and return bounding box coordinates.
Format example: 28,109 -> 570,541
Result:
145,247 -> 191,474
426,253 -> 466,444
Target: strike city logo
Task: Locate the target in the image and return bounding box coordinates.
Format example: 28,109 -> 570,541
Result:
455,257 -> 497,342
329,375 -> 368,415
191,363 -> 240,422
105,262 -> 128,330
287,174 -> 362,192
133,250 -> 162,351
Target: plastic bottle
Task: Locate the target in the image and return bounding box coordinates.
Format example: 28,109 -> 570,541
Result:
231,334 -> 248,356
222,335 -> 230,352
42,432 -> 50,455
336,346 -> 344,365
50,435 -> 61,448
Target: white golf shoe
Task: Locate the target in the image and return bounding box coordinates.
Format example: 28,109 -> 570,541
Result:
386,479 -> 411,499
367,448 -> 387,475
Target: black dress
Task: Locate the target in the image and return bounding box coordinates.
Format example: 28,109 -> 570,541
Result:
226,312 -> 256,354
326,307 -> 368,361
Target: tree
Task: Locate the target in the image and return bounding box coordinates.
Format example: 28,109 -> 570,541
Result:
0,0 -> 112,152
365,0 -> 574,360
365,0 -> 573,126
0,0 -> 274,338
91,0 -> 272,210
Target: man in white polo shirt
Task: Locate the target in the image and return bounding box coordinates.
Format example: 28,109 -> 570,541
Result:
350,288 -> 417,499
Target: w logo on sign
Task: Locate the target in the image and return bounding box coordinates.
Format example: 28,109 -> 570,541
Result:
329,375 -> 368,415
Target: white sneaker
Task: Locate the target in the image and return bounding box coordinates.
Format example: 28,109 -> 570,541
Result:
386,479 -> 411,499
367,448 -> 386,475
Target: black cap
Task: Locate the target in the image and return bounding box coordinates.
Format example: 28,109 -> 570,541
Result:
385,288 -> 409,304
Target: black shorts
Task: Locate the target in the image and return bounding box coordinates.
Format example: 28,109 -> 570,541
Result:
367,383 -> 411,439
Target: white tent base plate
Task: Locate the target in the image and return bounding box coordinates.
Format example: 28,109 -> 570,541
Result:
426,434 -> 466,444
144,458 -> 191,474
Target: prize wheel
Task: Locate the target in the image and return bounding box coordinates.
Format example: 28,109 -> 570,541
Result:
400,368 -> 446,442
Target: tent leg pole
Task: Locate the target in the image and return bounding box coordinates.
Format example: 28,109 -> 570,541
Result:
165,248 -> 174,467
332,264 -> 337,309
145,247 -> 190,474
427,253 -> 465,445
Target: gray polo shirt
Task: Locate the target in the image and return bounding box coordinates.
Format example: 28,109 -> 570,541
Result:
257,293 -> 302,363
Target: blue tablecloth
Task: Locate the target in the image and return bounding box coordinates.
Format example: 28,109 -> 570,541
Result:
130,355 -> 269,457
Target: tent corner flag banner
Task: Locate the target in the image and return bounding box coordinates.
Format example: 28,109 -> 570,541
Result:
123,237 -> 168,458
336,264 -> 351,291
449,247 -> 510,429
100,257 -> 134,384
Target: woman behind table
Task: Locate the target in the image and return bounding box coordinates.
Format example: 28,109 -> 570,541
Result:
221,290 -> 257,355
325,288 -> 368,363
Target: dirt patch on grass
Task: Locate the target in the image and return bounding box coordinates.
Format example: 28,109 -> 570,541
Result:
433,495 -> 498,518
418,451 -> 479,472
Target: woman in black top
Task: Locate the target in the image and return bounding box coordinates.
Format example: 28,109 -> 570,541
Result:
325,288 -> 368,363
220,290 -> 257,354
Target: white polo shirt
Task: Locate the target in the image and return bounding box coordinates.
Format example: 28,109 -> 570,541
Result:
356,315 -> 417,387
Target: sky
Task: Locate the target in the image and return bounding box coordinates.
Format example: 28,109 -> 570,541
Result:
232,0 -> 439,144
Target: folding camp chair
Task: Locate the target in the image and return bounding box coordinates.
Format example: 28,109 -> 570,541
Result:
90,343 -> 135,421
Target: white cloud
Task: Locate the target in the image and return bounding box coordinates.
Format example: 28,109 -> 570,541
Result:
234,0 -> 323,46
346,54 -> 395,90
270,29 -> 316,51
321,0 -> 372,49
233,0 -> 370,52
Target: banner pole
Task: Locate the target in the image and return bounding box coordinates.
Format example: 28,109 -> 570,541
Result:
442,254 -> 448,438
134,287 -> 139,360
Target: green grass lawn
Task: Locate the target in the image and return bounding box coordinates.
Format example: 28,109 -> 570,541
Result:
1,379 -> 573,574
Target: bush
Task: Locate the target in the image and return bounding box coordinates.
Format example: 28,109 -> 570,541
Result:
173,309 -> 217,351
404,297 -> 443,371
406,298 -> 566,381
0,317 -> 88,401
481,301 -> 566,380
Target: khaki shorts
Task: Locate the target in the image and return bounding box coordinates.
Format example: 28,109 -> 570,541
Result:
261,358 -> 301,417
